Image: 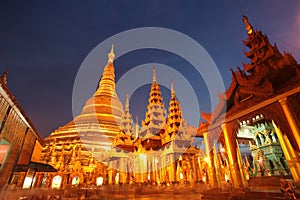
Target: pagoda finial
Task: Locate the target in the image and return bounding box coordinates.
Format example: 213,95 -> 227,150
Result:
125,94 -> 129,112
136,115 -> 139,125
152,67 -> 157,82
242,15 -> 254,35
135,115 -> 139,138
171,80 -> 175,98
108,44 -> 115,63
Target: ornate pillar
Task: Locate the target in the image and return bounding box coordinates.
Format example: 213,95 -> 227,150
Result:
197,157 -> 203,182
273,121 -> 300,188
169,154 -> 175,182
191,156 -> 197,183
213,146 -> 221,188
236,140 -> 248,188
17,172 -> 26,188
221,123 -> 243,188
160,156 -> 165,182
279,98 -> 300,150
203,132 -> 217,187
151,156 -> 154,182
108,162 -> 113,184
119,157 -> 125,184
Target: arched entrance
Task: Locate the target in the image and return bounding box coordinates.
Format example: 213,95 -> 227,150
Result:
52,175 -> 62,189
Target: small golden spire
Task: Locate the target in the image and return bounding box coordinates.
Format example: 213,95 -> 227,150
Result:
135,115 -> 139,139
242,15 -> 254,35
108,44 -> 115,63
171,80 -> 175,98
125,94 -> 129,112
136,115 -> 139,125
152,67 -> 157,82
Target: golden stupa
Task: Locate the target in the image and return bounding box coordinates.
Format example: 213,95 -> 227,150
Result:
42,45 -> 124,170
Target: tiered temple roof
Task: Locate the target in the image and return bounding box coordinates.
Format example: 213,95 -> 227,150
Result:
139,68 -> 167,150
198,15 -> 300,132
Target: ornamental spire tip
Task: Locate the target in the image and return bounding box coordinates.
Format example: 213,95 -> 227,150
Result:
125,94 -> 129,112
153,67 -> 157,82
108,44 -> 115,63
171,80 -> 175,98
242,15 -> 254,35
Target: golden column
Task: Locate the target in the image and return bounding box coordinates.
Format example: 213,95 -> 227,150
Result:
203,132 -> 217,187
236,140 -> 248,188
169,154 -> 175,182
221,123 -> 243,188
151,156 -> 155,182
272,121 -> 300,188
108,166 -> 113,184
213,146 -> 222,188
279,98 -> 300,150
119,157 -> 125,184
161,156 -> 165,182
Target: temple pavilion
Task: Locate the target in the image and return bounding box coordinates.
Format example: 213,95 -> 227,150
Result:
197,15 -> 300,189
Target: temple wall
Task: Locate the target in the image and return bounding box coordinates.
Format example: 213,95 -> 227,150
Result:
0,80 -> 44,188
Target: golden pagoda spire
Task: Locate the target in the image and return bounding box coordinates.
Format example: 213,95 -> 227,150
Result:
171,80 -> 175,98
141,67 -> 166,130
135,115 -> 139,138
95,45 -> 117,95
108,44 -> 115,63
120,94 -> 134,136
125,94 -> 130,112
242,15 -> 254,35
166,81 -> 182,137
153,67 -> 157,82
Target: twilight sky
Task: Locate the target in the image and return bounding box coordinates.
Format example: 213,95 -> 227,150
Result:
0,1 -> 300,138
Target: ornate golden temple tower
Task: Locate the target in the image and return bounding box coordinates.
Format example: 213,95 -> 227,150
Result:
139,68 -> 167,150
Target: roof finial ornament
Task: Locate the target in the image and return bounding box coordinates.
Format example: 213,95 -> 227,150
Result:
135,115 -> 139,139
242,15 -> 254,35
125,94 -> 130,112
153,67 -> 157,82
171,80 -> 175,98
1,71 -> 8,85
108,44 -> 115,63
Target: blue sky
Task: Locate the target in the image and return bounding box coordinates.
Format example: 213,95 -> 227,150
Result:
1,1 -> 300,137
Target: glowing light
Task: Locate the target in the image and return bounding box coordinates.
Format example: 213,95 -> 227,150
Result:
148,174 -> 151,180
225,174 -> 229,182
115,173 -> 119,184
220,147 -> 225,152
179,172 -> 184,180
139,153 -> 146,160
52,175 -> 62,189
23,177 -> 35,189
72,176 -> 80,185
204,156 -> 209,163
96,177 -> 104,186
